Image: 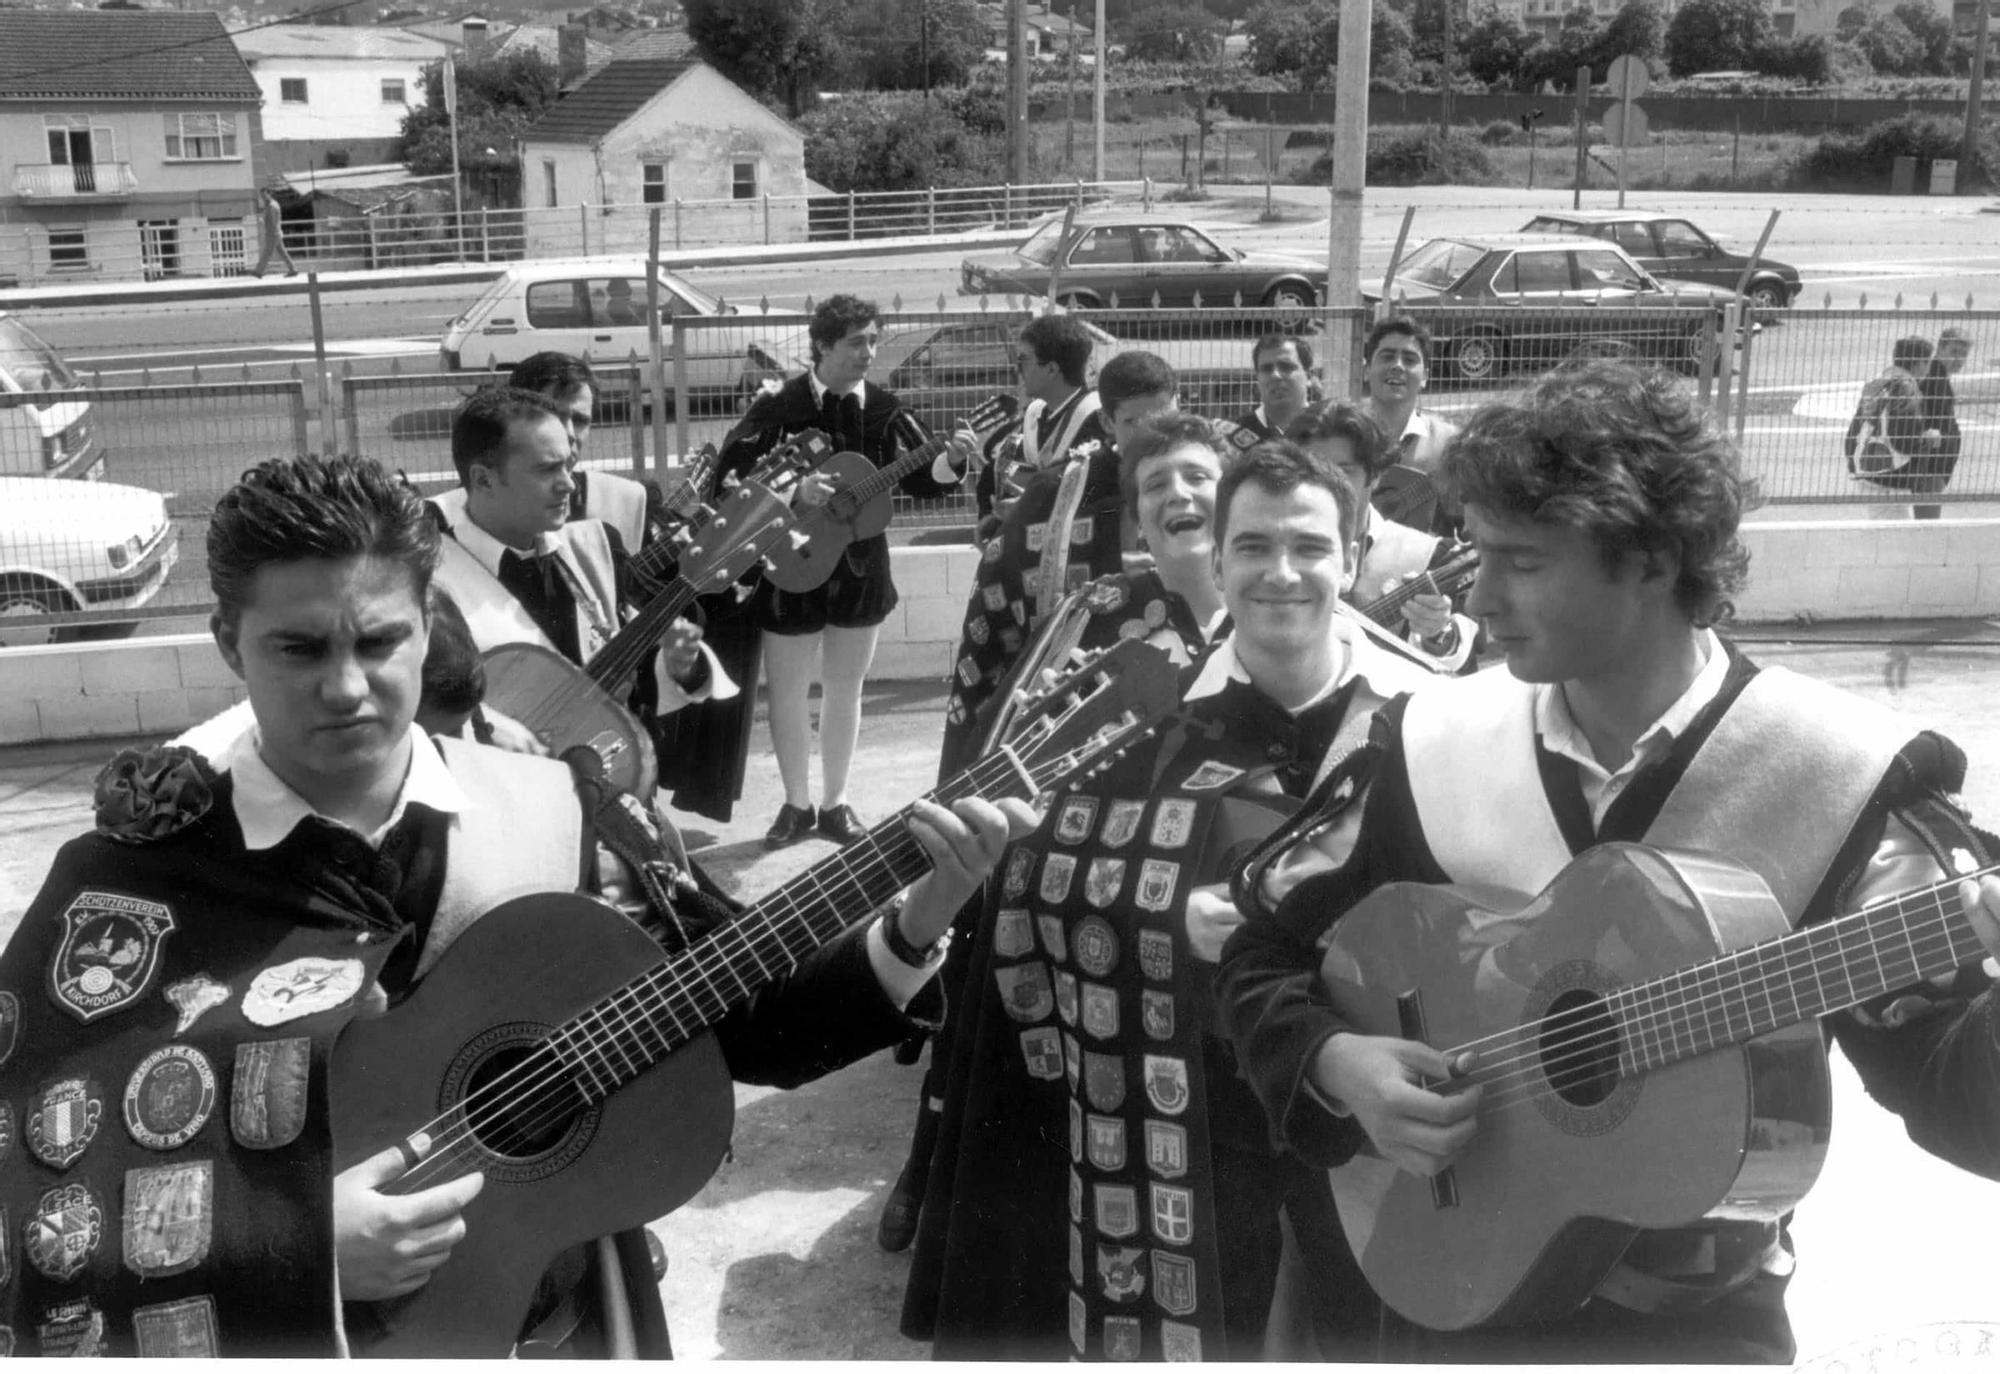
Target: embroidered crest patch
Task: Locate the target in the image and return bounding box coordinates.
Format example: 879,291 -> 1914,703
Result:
1093,1183 -> 1139,1239
1099,800 -> 1144,849
1086,1113 -> 1126,1171
1069,1289 -> 1087,1354
1144,1055 -> 1191,1116
1037,914 -> 1068,964
1072,916 -> 1120,977
993,908 -> 1035,960
1002,847 -> 1035,899
1145,1120 -> 1189,1179
123,1161 -> 214,1278
1136,860 -> 1180,913
1161,1319 -> 1202,1361
241,957 -> 363,1027
1141,990 -> 1175,1042
1153,1249 -> 1198,1314
123,1045 -> 217,1150
1069,1097 -> 1083,1162
1069,1167 -> 1084,1225
27,1077 -> 103,1170
1178,762 -> 1244,794
1039,854 -> 1077,905
163,976 -> 231,1036
1149,800 -> 1198,850
132,1296 -> 220,1358
1054,970 -> 1080,1026
1104,1314 -> 1142,1360
0,1102 -> 13,1167
1062,1032 -> 1082,1091
1021,1027 -> 1064,1081
231,1037 -> 311,1150
1083,1050 -> 1126,1112
35,1299 -> 105,1358
1069,1224 -> 1085,1287
1150,1186 -> 1195,1247
995,963 -> 1055,1023
26,1181 -> 103,1283
1080,982 -> 1120,1041
1097,1245 -> 1146,1304
1054,797 -> 1100,846
48,891 -> 176,1024
1137,929 -> 1173,982
0,990 -> 19,1068
1083,859 -> 1127,909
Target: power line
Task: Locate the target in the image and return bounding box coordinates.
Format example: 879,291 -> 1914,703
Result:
2,0 -> 390,87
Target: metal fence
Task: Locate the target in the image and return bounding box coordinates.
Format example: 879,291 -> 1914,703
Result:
2,297 -> 1994,643
0,180 -> 1127,288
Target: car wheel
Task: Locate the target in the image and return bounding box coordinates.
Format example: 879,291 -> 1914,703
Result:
0,583 -> 79,648
1056,292 -> 1099,310
1451,331 -> 1505,384
1262,282 -> 1316,310
1747,279 -> 1787,310
1677,321 -> 1719,375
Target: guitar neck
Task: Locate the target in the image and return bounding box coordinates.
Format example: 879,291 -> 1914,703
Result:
582,576 -> 699,691
547,744 -> 1043,1102
1599,865 -> 1995,1079
1360,551 -> 1476,627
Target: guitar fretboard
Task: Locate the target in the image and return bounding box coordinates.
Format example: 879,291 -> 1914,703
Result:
1608,867 -> 1993,1077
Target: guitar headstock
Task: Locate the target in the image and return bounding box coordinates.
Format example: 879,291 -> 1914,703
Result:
677,480 -> 797,593
662,443 -> 719,522
747,429 -> 835,491
998,640 -> 1181,801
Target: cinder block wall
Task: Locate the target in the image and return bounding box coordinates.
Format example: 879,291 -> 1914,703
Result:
3,520 -> 1997,748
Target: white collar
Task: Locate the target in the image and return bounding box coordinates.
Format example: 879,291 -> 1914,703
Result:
1184,621 -> 1372,710
807,370 -> 868,407
449,509 -> 565,579
220,724 -> 468,851
1533,629 -> 1729,779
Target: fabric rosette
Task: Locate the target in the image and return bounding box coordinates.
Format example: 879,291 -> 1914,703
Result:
93,744 -> 218,843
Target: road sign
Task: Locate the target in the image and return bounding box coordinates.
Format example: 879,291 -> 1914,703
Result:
1606,54 -> 1650,102
1603,102 -> 1648,145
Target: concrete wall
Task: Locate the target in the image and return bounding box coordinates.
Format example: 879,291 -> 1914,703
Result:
242,54 -> 440,145
5,519 -> 2000,748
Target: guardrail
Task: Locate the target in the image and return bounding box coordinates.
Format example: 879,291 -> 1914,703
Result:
2,297 -> 1995,643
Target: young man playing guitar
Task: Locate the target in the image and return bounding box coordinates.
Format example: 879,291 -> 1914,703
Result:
1218,360 -> 2000,1363
903,440 -> 1435,1361
0,454 -> 1027,1356
976,313 -> 1108,542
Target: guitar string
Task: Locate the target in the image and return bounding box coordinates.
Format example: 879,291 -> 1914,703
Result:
1447,887 -> 1984,1110
1362,552 -> 1476,624
384,711 -> 1116,1194
807,398 -> 1012,516
1416,872 -> 1994,1116
383,747 -> 1018,1193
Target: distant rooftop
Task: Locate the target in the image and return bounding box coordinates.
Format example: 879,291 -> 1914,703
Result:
0,10 -> 262,102
522,57 -> 695,143
235,24 -> 452,61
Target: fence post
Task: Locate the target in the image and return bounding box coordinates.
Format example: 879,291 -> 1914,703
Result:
763,192 -> 772,245
1004,182 -> 1013,226
848,189 -> 857,240
672,315 -> 691,464
479,206 -> 490,262
674,197 -> 683,250
340,365 -> 361,460
927,186 -> 937,236
629,360 -> 647,470
306,272 -> 334,456
289,368 -> 312,458
580,201 -> 589,255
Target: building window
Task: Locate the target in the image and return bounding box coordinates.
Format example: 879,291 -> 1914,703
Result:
48,226 -> 88,272
280,78 -> 309,104
642,162 -> 666,204
731,160 -> 758,200
163,112 -> 239,161
381,78 -> 407,103
543,159 -> 559,208
209,218 -> 248,277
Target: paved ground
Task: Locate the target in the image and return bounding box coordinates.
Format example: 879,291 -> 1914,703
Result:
5,635 -> 2000,1362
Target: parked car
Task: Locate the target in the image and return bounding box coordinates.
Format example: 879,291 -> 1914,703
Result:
960,216 -> 1326,310
438,260 -> 802,403
0,474 -> 178,645
1520,211 -> 1802,308
1368,234 -> 1747,383
0,311 -> 102,479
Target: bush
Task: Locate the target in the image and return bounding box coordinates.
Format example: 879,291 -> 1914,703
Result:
802,93 -> 1005,192
1787,112 -> 1998,191
1479,118 -> 1520,145
1303,128 -> 1498,185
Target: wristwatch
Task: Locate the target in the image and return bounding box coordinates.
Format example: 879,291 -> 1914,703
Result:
878,895 -> 952,969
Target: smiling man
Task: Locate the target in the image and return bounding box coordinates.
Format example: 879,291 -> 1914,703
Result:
0,454 -> 1026,1356
1361,316 -> 1461,535
904,439 -> 1433,1361
1219,361 -> 2000,1363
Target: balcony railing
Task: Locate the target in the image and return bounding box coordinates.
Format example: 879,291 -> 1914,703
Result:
11,162 -> 139,199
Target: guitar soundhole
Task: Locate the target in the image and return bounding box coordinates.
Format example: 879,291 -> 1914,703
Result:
1539,988 -> 1622,1108
442,1023 -> 600,1183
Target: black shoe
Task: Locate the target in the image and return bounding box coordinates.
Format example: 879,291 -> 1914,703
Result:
817,803 -> 867,846
765,802 -> 817,849
877,1186 -> 921,1253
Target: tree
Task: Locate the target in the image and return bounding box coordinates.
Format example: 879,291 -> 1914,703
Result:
1244,0 -> 1335,81
1595,0 -> 1664,67
801,91 -> 1004,190
1890,0 -> 1955,74
1120,2 -> 1227,62
398,50 -> 559,184
1856,10 -> 1923,74
1663,0 -> 1772,75
1460,6 -> 1534,86
845,0 -> 988,90
683,0 -> 852,116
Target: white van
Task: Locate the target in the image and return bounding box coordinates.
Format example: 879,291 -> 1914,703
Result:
0,312 -> 101,479
438,259 -> 800,404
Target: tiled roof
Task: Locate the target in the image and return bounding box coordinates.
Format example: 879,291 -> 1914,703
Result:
234,25 -> 452,62
0,11 -> 262,102
520,58 -> 694,143
611,27 -> 696,60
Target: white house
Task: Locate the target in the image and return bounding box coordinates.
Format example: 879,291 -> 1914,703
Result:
234,25 -> 451,174
518,58 -> 806,255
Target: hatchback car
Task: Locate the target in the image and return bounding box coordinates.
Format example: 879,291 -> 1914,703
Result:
0,311 -> 102,479
439,260 -> 801,403
1521,211 -> 1802,308
0,474 -> 178,645
1368,234 -> 1746,383
961,217 -> 1326,310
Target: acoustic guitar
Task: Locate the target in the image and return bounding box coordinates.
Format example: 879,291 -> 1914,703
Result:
331,637 -> 1182,1356
767,395 -> 1020,593
1319,841 -> 1996,1333
480,433 -> 838,798
1354,544 -> 1478,632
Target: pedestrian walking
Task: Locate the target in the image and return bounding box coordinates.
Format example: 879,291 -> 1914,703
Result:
253,185 -> 298,278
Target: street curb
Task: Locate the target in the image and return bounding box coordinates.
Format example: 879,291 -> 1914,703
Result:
0,225 -> 1046,312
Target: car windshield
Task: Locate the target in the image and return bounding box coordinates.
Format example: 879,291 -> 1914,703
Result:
0,317 -> 78,408
1019,220 -> 1067,266
1395,240 -> 1484,291
656,273 -> 720,315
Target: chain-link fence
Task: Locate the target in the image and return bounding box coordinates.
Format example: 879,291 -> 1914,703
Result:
2,290 -> 1994,643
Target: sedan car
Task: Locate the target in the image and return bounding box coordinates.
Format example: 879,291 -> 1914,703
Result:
1520,211 -> 1802,308
1,311 -> 102,479
1367,234 -> 1747,384
439,259 -> 801,403
0,474 -> 179,645
960,216 -> 1326,310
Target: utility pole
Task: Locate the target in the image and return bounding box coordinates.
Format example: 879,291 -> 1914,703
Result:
1439,0 -> 1455,132
445,53 -> 463,260
1008,0 -> 1030,186
1093,0 -> 1106,182
1965,0 -> 1991,185
1065,0 -> 1079,172
921,0 -> 931,105
1326,0 -> 1371,394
